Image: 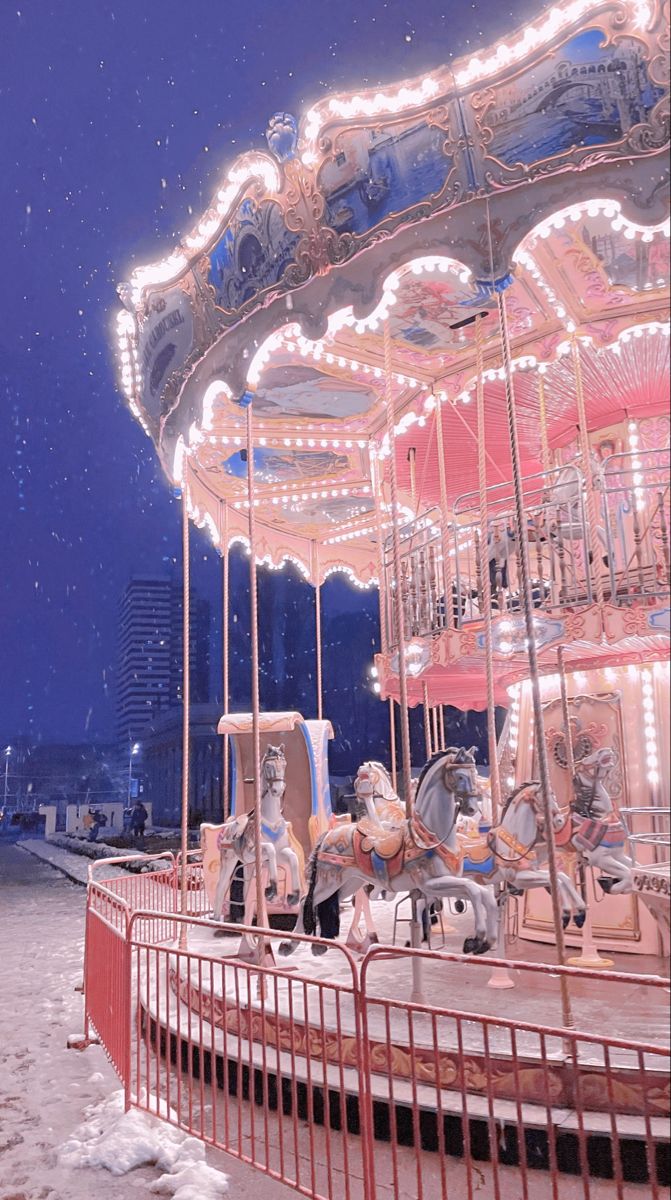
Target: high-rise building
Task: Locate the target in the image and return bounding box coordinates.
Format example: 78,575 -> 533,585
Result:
116,576 -> 210,744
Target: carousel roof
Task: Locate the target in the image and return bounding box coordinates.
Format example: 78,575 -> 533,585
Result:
114,0 -> 670,587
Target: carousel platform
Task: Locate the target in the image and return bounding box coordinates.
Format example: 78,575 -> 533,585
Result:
139,899 -> 670,1187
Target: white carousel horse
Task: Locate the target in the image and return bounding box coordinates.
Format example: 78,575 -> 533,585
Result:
342,762 -> 407,950
212,744 -> 302,956
280,747 -> 499,958
562,747 -> 634,895
545,456 -> 609,562
459,780 -> 587,929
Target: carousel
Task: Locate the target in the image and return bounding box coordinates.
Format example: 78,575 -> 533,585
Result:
107,0 -> 671,1190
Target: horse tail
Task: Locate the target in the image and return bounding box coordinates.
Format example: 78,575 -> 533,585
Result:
302,833 -> 326,937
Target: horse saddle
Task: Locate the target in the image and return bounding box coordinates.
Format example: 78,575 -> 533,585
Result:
573,815 -> 625,853
357,818 -> 405,860
457,832 -> 494,868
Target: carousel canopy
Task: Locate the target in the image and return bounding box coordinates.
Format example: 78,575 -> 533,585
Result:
114,0 -> 669,588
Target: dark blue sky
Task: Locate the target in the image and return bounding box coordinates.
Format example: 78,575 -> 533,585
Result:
0,0 -> 532,743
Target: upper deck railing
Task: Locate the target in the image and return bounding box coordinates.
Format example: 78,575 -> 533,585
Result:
383,452 -> 670,650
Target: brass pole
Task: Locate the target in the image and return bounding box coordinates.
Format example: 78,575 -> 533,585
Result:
434,394 -> 453,631
179,465 -> 191,948
314,542 -> 323,721
572,337 -> 605,609
389,697 -> 398,792
475,314 -> 503,815
496,287 -> 573,1028
538,373 -> 551,473
245,399 -> 268,962
423,682 -> 432,761
221,502 -> 230,819
383,319 -> 413,815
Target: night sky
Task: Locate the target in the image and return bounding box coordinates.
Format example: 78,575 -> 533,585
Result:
0,0 -> 532,744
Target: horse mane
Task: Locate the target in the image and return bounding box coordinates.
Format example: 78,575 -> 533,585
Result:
499,780 -> 539,822
415,747 -> 476,798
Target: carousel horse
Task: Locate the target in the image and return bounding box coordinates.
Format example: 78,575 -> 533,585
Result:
212,744 -> 302,955
458,780 -> 587,929
341,762 -> 407,950
280,747 -> 499,958
545,456 -> 609,567
559,747 -> 634,895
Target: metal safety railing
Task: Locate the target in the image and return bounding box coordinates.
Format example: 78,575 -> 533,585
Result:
601,448 -> 671,603
382,456 -> 671,649
83,859 -> 670,1200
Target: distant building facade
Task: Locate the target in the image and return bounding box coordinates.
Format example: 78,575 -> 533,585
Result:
116,576 -> 211,744
141,703 -> 222,826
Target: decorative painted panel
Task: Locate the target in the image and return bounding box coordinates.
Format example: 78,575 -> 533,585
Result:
208,198 -> 300,312
318,113 -> 454,238
474,29 -> 664,171
523,692 -> 643,947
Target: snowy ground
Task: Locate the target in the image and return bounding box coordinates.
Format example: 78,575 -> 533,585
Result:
0,843 -> 295,1200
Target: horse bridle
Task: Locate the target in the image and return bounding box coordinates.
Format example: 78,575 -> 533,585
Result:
409,760 -> 479,853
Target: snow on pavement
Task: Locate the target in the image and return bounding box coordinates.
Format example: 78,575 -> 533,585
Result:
60,1089 -> 228,1198
0,844 -> 294,1200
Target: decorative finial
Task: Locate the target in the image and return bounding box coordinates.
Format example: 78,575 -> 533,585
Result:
265,112 -> 298,163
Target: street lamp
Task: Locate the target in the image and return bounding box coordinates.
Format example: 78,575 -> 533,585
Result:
127,741 -> 141,806
3,746 -> 11,808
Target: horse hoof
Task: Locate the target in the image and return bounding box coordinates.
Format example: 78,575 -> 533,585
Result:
462,937 -> 477,954
286,891 -> 299,907
597,877 -> 616,895
265,884 -> 277,902
507,885 -> 524,897
311,943 -> 329,957
573,911 -> 587,929
562,911 -> 570,930
474,938 -> 491,956
278,941 -> 294,957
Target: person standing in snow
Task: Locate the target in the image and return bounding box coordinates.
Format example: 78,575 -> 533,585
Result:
129,800 -> 148,847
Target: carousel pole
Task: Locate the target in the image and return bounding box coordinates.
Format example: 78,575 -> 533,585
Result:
438,705 -> 446,751
571,337 -> 605,610
538,372 -> 551,473
432,705 -> 440,756
245,396 -> 270,971
389,698 -> 398,793
383,319 -> 424,1004
434,393 -> 454,631
558,646 -> 613,969
423,682 -> 432,760
314,542 -> 323,721
179,462 -> 191,950
221,501 -> 230,819
475,315 -> 503,817
371,449 -> 396,786
495,284 -> 573,1028
473,315 -> 512,989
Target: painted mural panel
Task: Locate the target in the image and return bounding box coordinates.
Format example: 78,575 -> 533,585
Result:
279,495 -> 374,528
136,286 -> 195,424
482,29 -> 664,168
254,364 -> 378,420
579,217 -> 669,292
319,115 -> 453,237
222,447 -> 350,485
208,199 -> 299,311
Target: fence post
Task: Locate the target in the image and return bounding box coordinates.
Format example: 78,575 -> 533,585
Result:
357,960 -> 377,1200
123,911 -> 133,1112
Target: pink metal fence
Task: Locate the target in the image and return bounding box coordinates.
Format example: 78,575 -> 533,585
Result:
83,863 -> 670,1200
